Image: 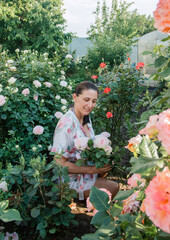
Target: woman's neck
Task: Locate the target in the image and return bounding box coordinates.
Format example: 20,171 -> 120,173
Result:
73,106 -> 84,125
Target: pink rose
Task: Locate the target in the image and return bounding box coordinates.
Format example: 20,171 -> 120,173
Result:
86,188 -> 112,216
142,167 -> 170,233
139,115 -> 159,137
33,125 -> 44,135
54,111 -> 63,119
33,80 -> 41,88
94,136 -> 109,150
128,174 -> 146,188
22,88 -> 30,96
33,95 -> 38,101
75,137 -> 89,150
122,191 -> 140,214
156,109 -> 170,154
153,0 -> 170,33
44,82 -> 52,88
0,95 -> 6,106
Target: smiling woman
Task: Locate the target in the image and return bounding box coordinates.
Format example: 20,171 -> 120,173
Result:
51,81 -> 119,200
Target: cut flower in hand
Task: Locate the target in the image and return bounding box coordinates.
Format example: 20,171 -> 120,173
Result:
74,133 -> 113,168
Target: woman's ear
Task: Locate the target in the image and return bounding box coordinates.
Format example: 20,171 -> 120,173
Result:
73,93 -> 77,102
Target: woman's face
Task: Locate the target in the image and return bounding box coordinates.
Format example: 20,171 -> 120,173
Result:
73,89 -> 98,116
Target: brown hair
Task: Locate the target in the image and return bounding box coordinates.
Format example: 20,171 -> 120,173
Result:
75,81 -> 99,96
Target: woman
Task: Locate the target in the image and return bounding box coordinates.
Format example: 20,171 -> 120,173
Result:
52,81 -> 119,200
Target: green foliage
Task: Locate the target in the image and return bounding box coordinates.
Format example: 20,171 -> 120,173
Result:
86,0 -> 156,69
0,0 -> 72,56
0,49 -> 76,165
2,155 -> 76,239
0,200 -> 22,222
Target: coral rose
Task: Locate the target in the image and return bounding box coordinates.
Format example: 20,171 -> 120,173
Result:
153,0 -> 170,33
143,167 -> 170,233
33,125 -> 44,135
125,134 -> 142,152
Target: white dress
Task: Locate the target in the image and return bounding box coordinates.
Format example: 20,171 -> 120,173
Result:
52,109 -> 98,200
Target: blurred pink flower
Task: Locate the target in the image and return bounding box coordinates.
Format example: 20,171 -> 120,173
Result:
75,137 -> 89,150
44,82 -> 52,88
100,132 -> 111,138
4,232 -> 19,240
139,115 -> 159,137
33,95 -> 38,101
0,181 -> 8,192
153,0 -> 170,33
33,80 -> 41,88
0,95 -> 6,106
54,111 -> 63,119
156,109 -> 170,155
86,188 -> 112,216
94,136 -> 109,150
125,134 -> 142,152
143,167 -> 170,233
22,88 -> 30,96
33,125 -> 44,135
128,174 -> 146,188
122,191 -> 140,214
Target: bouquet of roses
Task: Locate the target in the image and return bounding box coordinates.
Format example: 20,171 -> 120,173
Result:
74,132 -> 113,168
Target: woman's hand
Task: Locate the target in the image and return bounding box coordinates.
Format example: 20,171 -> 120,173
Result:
90,164 -> 112,174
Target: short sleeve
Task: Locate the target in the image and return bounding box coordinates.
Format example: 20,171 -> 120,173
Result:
52,116 -> 74,158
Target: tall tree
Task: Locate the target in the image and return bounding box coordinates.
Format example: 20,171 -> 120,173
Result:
0,0 -> 72,55
87,0 -> 156,69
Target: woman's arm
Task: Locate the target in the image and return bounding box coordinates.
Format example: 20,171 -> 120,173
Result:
55,156 -> 112,174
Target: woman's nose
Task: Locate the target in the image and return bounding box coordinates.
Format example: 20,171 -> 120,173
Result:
87,101 -> 93,107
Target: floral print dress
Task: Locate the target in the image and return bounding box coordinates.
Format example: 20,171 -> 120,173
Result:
52,109 -> 98,200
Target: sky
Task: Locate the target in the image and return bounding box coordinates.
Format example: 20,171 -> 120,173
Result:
63,0 -> 159,37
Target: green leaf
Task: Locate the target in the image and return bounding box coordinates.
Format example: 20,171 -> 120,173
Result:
96,151 -> 102,159
89,186 -> 111,211
114,188 -> 135,201
130,156 -> 161,174
49,228 -> 56,234
31,207 -> 40,218
40,229 -> 46,239
160,67 -> 170,79
139,136 -> 158,158
155,56 -> 169,68
0,209 -> 22,222
0,200 -> 9,214
91,210 -> 110,228
88,139 -> 94,148
9,166 -> 22,175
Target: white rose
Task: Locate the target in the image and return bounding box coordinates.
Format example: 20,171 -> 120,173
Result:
23,50 -> 29,54
60,80 -> 67,87
15,49 -> 20,53
33,80 -> 41,88
0,84 -> 3,88
68,85 -> 72,90
60,70 -> 65,75
15,145 -> 19,148
12,88 -> 18,93
0,95 -> 6,106
55,95 -> 61,100
8,77 -> 17,84
44,82 -> 52,88
7,59 -> 14,64
61,105 -> 67,112
60,75 -> 66,80
10,66 -> 17,71
43,53 -> 48,57
65,54 -> 72,59
32,147 -> 37,151
48,61 -> 52,65
48,145 -> 52,151
0,181 -> 8,192
61,99 -> 67,105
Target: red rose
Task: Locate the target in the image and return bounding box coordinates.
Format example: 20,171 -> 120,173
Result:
136,62 -> 144,70
128,57 -> 131,62
103,87 -> 111,94
100,62 -> 106,68
106,112 -> 113,118
91,75 -> 98,79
